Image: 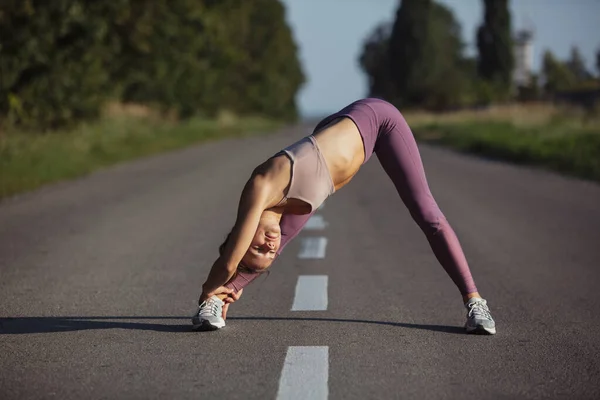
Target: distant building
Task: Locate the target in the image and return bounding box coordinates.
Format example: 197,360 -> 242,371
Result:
513,29 -> 534,87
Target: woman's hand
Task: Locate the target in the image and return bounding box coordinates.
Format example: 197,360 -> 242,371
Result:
199,286 -> 244,319
200,285 -> 231,302
222,288 -> 243,320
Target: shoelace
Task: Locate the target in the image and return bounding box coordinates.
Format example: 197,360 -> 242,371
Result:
467,301 -> 492,320
198,299 -> 220,317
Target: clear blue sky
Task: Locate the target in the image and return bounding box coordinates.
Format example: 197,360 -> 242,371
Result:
279,0 -> 600,117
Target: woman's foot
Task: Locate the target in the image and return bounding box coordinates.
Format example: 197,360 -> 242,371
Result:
192,295 -> 225,331
464,297 -> 496,335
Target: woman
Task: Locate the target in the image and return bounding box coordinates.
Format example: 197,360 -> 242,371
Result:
192,98 -> 496,335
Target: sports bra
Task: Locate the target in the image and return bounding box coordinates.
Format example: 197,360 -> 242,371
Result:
273,135 -> 334,212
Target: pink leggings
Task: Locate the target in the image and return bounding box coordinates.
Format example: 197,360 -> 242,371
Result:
226,98 -> 477,296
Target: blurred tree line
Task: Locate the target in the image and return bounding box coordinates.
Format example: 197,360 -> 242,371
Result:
541,47 -> 596,93
0,0 -> 305,130
360,0 -> 600,111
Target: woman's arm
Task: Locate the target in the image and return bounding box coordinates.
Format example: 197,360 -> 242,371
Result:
200,173 -> 271,298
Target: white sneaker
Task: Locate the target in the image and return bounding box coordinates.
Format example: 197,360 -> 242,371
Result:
465,297 -> 496,335
192,295 -> 225,331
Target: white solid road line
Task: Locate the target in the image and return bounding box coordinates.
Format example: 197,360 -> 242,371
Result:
276,346 -> 329,400
304,214 -> 328,230
291,275 -> 328,311
298,237 -> 328,259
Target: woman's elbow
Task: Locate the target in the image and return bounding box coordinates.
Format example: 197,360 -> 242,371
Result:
243,173 -> 271,201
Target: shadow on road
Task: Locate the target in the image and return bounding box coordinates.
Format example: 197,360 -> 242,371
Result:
0,316 -> 464,335
229,316 -> 465,334
0,316 -> 191,334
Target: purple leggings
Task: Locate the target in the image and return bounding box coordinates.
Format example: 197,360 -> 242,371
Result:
227,98 -> 477,295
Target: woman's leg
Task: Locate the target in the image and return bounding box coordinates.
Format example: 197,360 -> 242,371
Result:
374,115 -> 478,299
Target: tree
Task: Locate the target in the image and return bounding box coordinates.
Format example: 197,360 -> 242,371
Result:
218,0 -> 305,120
566,46 -> 592,82
476,0 -> 514,92
542,50 -> 576,93
359,22 -> 393,99
0,0 -> 305,129
421,2 -> 472,109
0,1 -> 120,129
596,48 -> 600,78
107,0 -> 304,120
388,0 -> 432,106
383,0 -> 469,109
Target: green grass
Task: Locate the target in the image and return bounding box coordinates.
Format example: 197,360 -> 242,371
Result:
0,116 -> 282,199
413,120 -> 600,182
3,104 -> 599,201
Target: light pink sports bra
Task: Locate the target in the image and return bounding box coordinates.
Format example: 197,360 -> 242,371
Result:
274,135 -> 335,212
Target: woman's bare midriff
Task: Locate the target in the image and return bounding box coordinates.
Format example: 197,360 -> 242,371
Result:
312,117 -> 365,191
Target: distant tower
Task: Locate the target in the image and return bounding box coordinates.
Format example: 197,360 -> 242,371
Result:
513,29 -> 534,87
513,11 -> 535,88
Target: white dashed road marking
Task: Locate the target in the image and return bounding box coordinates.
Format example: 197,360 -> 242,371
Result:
298,237 -> 328,259
291,275 -> 328,311
304,215 -> 328,230
276,346 -> 329,400
280,211 -> 328,398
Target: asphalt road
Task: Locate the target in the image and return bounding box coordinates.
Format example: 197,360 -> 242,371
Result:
1,123 -> 599,400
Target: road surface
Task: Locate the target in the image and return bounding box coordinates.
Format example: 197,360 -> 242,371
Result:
1,123 -> 599,399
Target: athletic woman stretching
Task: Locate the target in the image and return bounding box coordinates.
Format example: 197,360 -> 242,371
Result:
192,98 -> 496,335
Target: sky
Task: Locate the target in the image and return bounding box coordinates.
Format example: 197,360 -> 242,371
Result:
279,0 -> 600,117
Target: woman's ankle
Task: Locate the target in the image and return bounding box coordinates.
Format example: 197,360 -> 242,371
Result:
463,292 -> 481,303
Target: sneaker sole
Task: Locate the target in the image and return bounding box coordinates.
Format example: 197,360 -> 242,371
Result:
466,324 -> 496,335
192,320 -> 225,332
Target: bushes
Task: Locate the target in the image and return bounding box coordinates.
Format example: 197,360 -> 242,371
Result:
0,1 -> 118,129
0,0 -> 305,130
